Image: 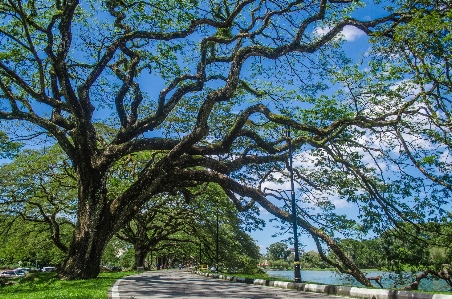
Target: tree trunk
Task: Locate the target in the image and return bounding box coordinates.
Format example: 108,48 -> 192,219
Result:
59,167 -> 115,279
59,223 -> 112,279
134,246 -> 148,270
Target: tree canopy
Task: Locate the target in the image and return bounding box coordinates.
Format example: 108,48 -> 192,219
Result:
266,242 -> 291,261
0,131 -> 22,159
0,0 -> 451,285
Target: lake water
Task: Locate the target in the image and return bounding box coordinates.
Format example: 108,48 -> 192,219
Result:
266,270 -> 451,292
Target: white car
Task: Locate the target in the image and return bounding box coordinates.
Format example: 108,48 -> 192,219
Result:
41,266 -> 55,272
0,270 -> 20,278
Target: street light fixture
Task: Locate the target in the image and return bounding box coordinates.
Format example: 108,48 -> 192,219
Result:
216,197 -> 219,272
286,127 -> 302,282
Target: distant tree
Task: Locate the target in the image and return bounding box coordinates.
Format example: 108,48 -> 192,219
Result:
300,250 -> 329,269
115,172 -> 262,271
222,230 -> 261,273
116,193 -> 202,269
266,242 -> 291,261
102,236 -> 132,269
268,259 -> 289,270
332,238 -> 384,269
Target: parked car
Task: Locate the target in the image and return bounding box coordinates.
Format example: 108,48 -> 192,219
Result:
41,266 -> 56,272
14,268 -> 29,275
0,270 -> 20,278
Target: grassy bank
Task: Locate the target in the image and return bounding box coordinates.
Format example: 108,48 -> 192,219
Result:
0,271 -> 136,299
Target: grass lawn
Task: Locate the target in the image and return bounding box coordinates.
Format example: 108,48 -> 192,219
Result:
0,271 -> 136,299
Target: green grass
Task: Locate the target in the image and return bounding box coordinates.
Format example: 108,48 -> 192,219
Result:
0,271 -> 136,299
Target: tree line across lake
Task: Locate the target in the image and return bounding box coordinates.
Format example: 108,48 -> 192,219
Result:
264,237 -> 451,273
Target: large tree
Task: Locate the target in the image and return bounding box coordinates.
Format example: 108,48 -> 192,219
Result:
0,0 -> 444,283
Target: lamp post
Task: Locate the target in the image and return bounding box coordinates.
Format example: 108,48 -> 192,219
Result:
199,242 -> 202,265
286,127 -> 302,282
216,197 -> 219,272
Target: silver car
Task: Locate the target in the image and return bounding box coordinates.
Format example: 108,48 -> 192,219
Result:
41,266 -> 55,272
0,270 -> 20,278
13,268 -> 27,276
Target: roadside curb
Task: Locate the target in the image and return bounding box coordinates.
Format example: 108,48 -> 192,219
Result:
194,271 -> 452,299
108,278 -> 122,299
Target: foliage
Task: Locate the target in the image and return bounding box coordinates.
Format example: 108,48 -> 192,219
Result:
219,221 -> 261,274
267,259 -> 289,270
378,222 -> 452,269
102,236 -> 134,269
300,250 -> 330,269
0,0 -> 450,287
0,216 -> 67,268
329,239 -> 385,270
0,132 -> 22,159
265,242 -> 291,261
0,145 -> 76,255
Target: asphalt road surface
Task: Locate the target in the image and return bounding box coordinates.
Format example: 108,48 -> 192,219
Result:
110,269 -> 344,299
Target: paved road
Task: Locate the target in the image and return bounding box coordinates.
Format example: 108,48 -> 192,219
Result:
110,269 -> 343,299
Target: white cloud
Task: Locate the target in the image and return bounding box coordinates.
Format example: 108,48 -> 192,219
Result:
341,25 -> 366,41
313,25 -> 365,42
313,26 -> 329,37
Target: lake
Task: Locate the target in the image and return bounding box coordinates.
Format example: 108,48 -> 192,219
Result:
266,270 -> 451,292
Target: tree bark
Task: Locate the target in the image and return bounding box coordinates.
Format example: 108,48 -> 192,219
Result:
59,223 -> 111,279
59,166 -> 115,279
134,246 -> 148,270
